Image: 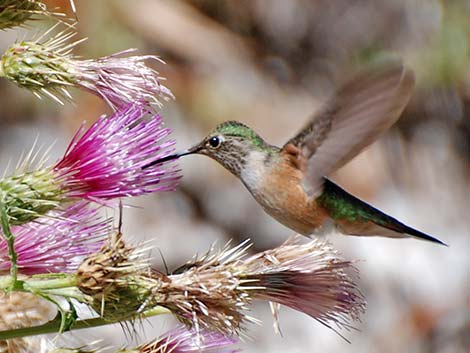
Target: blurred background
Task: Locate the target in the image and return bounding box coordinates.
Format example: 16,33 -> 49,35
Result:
0,0 -> 468,352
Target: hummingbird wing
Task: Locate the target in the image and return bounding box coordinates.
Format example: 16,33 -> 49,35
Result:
283,62 -> 415,195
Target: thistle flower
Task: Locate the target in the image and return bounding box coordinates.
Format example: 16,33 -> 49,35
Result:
0,27 -> 173,108
0,202 -> 109,275
0,291 -> 56,352
158,237 -> 365,336
241,237 -> 366,333
0,103 -> 179,225
117,326 -> 239,353
0,0 -> 49,30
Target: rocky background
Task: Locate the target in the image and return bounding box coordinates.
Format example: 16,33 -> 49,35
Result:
0,1 -> 468,352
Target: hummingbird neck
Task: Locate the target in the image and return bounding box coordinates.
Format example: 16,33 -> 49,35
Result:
240,147 -> 279,193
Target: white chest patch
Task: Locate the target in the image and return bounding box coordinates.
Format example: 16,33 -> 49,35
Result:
240,150 -> 267,193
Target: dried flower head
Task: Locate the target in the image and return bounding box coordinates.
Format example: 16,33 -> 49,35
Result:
0,0 -> 49,30
155,241 -> 258,337
0,291 -> 56,352
76,232 -> 158,321
0,26 -> 173,108
0,202 -> 109,275
0,103 -> 179,225
117,326 -> 239,353
157,237 -> 365,337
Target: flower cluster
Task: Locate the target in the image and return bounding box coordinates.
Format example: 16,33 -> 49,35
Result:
0,1 -> 368,352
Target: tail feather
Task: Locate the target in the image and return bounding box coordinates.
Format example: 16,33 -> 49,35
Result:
318,179 -> 447,246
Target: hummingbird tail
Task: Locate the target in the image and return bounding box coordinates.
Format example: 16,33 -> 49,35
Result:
318,179 -> 447,245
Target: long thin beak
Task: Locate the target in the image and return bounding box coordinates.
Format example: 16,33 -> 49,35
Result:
142,144 -> 202,169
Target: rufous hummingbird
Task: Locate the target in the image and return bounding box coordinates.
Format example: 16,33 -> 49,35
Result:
146,63 -> 445,245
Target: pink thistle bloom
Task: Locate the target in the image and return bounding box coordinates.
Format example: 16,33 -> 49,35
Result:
0,202 -> 109,275
54,103 -> 180,201
0,103 -> 178,225
128,326 -> 240,353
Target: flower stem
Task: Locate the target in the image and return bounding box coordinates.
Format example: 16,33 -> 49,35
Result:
0,201 -> 21,291
0,273 -> 77,293
0,306 -> 171,340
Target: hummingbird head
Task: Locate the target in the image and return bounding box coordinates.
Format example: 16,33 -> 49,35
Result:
145,121 -> 276,177
187,121 -> 273,176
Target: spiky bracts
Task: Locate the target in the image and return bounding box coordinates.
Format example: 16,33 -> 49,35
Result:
77,235 -> 365,337
76,232 -> 158,321
0,167 -> 62,225
0,0 -> 48,30
156,241 -> 258,336
0,27 -> 173,108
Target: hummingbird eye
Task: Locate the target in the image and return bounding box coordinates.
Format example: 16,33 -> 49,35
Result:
208,136 -> 222,148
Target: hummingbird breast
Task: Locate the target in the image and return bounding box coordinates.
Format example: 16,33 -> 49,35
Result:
241,150 -> 328,235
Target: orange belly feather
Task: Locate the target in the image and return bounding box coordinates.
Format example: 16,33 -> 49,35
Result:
253,154 -> 328,236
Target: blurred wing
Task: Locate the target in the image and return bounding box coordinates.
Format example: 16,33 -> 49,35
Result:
284,62 -> 415,195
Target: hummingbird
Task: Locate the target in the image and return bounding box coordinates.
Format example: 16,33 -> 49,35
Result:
146,63 -> 445,245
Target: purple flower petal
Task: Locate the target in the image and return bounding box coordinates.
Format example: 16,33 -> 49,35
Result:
0,202 -> 109,275
146,326 -> 240,353
54,103 -> 181,200
77,49 -> 174,109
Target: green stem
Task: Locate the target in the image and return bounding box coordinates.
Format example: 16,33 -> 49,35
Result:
0,201 -> 20,291
0,306 -> 171,340
0,273 -> 77,292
